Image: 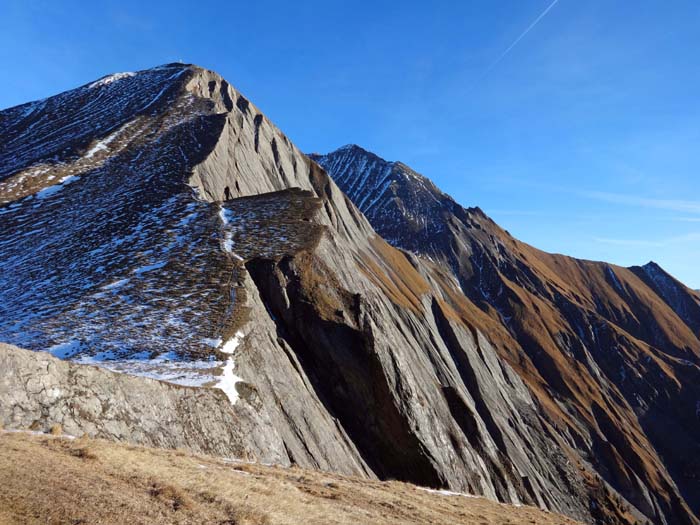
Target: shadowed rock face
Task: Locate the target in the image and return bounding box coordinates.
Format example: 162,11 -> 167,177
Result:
313,144 -> 700,525
0,65 -> 696,525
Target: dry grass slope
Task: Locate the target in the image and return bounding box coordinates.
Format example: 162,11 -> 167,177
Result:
0,431 -> 582,525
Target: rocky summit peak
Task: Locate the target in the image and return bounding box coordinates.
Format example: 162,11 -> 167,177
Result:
310,145 -> 470,259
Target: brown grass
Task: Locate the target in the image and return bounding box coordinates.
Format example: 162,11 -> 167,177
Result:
0,431 -> 582,525
355,236 -> 430,314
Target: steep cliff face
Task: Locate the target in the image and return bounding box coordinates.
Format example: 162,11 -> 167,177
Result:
1,65 -> 695,525
313,145 -> 700,525
179,67 -> 596,517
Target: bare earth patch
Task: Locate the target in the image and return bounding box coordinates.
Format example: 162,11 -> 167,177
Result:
0,431 -> 582,525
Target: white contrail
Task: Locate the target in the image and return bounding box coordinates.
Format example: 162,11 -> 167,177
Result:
484,0 -> 560,74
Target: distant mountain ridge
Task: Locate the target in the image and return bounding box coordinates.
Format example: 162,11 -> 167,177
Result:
313,144 -> 700,525
309,144 -> 483,260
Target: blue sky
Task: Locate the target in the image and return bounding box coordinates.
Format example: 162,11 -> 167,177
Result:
2,0 -> 699,287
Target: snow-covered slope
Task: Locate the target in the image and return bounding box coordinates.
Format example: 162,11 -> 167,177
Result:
0,64 -> 237,387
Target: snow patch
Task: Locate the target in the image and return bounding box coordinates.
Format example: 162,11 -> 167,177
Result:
48,340 -> 81,359
35,175 -> 80,199
218,205 -> 244,260
218,331 -> 245,404
102,278 -> 129,290
416,487 -> 522,507
133,261 -> 167,274
202,337 -> 223,348
85,121 -> 134,158
74,352 -> 221,388
417,487 -> 478,498
89,72 -> 136,89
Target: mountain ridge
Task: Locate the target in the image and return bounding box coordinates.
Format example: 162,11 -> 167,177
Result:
1,64 -> 698,525
314,144 -> 700,525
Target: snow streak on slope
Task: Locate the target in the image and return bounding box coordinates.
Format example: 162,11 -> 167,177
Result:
74,351 -> 223,387
218,331 -> 245,403
0,65 -> 186,185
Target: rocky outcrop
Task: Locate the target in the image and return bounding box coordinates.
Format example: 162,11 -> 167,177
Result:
177,71 -> 602,519
632,261 -> 700,335
0,343 -> 286,462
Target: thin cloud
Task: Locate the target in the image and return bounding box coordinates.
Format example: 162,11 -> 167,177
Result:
594,232 -> 700,247
671,217 -> 700,222
593,238 -> 664,248
581,190 -> 700,215
484,0 -> 561,74
487,209 -> 552,217
671,232 -> 700,242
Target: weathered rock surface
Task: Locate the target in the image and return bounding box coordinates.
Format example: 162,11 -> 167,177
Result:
0,342 -> 286,463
